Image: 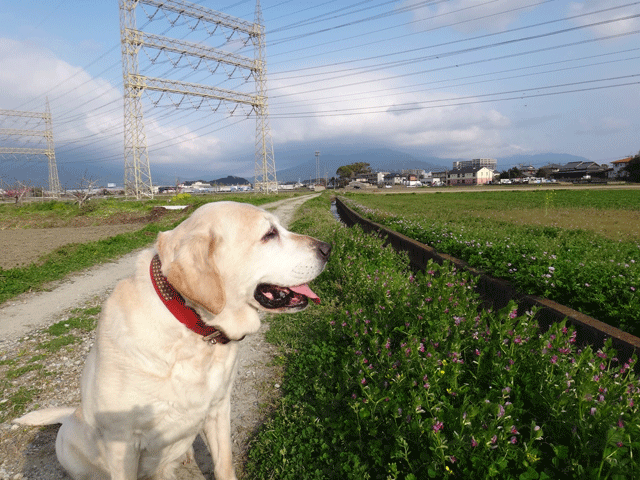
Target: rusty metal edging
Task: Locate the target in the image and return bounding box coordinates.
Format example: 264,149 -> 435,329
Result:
334,197 -> 640,363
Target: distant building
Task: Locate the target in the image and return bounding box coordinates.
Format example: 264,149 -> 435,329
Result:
610,157 -> 632,179
537,164 -> 563,178
384,173 -> 404,185
401,169 -> 426,177
356,171 -> 388,185
549,161 -> 611,181
448,166 -> 494,185
453,158 -> 497,171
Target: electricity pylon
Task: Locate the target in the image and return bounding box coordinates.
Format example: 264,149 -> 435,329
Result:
120,0 -> 153,199
0,98 -> 61,197
253,0 -> 277,193
118,0 -> 277,198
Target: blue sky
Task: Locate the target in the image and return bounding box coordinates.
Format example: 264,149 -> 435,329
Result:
1,0 -> 639,185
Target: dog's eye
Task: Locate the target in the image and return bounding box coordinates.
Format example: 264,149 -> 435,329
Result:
262,227 -> 279,242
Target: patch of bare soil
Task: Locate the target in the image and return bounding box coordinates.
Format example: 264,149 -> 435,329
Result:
0,225 -> 143,270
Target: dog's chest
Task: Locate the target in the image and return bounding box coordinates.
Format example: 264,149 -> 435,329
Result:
161,342 -> 239,407
136,344 -> 240,444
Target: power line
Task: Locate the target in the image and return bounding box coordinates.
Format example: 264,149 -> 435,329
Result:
268,76 -> 640,118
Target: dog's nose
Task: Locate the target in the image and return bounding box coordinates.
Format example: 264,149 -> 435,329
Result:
316,241 -> 331,261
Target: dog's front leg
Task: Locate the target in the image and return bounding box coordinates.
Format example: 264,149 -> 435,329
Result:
203,399 -> 237,480
103,439 -> 140,480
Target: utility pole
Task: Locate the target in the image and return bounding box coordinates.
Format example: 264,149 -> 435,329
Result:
0,98 -> 60,197
315,150 -> 320,186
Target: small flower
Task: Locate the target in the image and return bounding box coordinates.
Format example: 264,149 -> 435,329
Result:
471,437 -> 478,447
433,420 -> 444,432
510,436 -> 517,444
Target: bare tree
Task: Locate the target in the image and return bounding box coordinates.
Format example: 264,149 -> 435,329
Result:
1,179 -> 32,204
71,172 -> 100,208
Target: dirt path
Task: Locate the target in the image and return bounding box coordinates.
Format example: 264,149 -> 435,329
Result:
0,194 -> 318,480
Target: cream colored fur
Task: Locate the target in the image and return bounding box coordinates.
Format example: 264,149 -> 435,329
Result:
14,201 -> 329,480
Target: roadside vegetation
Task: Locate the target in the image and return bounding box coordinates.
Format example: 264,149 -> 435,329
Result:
0,193 -> 297,305
342,189 -> 640,336
246,194 -> 640,480
0,303 -> 102,422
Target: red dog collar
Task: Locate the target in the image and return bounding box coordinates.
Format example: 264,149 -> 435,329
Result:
150,254 -> 230,345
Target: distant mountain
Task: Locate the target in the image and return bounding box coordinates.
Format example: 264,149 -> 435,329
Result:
273,147 -> 452,182
210,175 -> 250,185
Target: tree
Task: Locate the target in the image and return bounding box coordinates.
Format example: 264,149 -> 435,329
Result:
623,151 -> 640,183
1,179 -> 31,204
71,172 -> 100,208
535,167 -> 548,178
336,162 -> 371,185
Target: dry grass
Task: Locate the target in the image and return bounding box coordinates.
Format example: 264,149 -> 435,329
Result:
461,207 -> 640,242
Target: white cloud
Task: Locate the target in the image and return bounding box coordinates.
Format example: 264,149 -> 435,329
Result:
569,1 -> 640,37
269,69 -> 514,158
0,37 -> 242,176
400,0 -> 542,33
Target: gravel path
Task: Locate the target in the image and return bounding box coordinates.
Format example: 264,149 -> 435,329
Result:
0,194 -> 317,480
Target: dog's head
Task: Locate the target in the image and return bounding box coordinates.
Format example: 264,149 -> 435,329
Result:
155,201 -> 330,340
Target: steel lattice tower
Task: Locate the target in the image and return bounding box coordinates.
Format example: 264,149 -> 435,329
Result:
253,0 -> 277,193
43,98 -> 61,196
118,0 -> 277,198
120,0 -> 153,199
0,98 -> 60,197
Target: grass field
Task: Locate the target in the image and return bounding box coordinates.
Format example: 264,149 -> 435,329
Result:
349,187 -> 640,241
341,188 -> 640,336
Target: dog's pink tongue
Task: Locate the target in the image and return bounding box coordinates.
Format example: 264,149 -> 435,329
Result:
290,284 -> 321,304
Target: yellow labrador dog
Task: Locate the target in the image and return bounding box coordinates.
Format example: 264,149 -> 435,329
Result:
15,201 -> 330,480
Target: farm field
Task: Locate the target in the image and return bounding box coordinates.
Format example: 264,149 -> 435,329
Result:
246,194 -> 640,480
341,188 -> 640,337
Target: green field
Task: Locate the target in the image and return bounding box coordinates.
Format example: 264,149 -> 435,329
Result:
348,187 -> 640,241
342,188 -> 640,335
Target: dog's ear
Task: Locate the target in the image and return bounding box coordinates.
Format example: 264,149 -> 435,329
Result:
157,232 -> 226,314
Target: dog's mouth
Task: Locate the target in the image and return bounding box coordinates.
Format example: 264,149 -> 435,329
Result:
254,283 -> 321,310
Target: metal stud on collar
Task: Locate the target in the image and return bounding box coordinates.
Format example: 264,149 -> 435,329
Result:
203,330 -> 223,344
